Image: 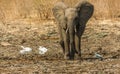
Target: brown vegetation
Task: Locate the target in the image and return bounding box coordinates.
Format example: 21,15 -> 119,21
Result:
0,0 -> 120,73
0,0 -> 120,22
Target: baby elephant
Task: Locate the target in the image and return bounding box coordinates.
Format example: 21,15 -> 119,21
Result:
52,0 -> 94,60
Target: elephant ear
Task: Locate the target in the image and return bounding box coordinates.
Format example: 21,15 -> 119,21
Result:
75,1 -> 94,24
52,2 -> 68,29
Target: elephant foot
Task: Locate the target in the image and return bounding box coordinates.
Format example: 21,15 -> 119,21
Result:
78,53 -> 83,60
64,52 -> 71,60
64,55 -> 69,60
69,53 -> 75,60
69,56 -> 74,60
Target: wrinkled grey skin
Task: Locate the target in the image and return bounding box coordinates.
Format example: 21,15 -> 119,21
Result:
52,1 -> 94,60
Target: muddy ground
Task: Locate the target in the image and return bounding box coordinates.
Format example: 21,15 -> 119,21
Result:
0,19 -> 120,74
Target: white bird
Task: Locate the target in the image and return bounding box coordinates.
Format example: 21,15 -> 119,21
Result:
38,46 -> 48,54
94,53 -> 103,60
20,46 -> 32,54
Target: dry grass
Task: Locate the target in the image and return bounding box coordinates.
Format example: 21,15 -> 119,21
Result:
0,0 -> 120,22
89,0 -> 120,19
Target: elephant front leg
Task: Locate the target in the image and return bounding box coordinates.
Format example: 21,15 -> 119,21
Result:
62,29 -> 70,60
69,27 -> 75,60
75,35 -> 81,59
75,24 -> 86,60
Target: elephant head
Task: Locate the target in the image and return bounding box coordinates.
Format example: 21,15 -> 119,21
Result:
52,0 -> 94,60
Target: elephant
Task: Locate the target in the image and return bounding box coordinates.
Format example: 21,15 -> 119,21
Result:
52,0 -> 94,60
